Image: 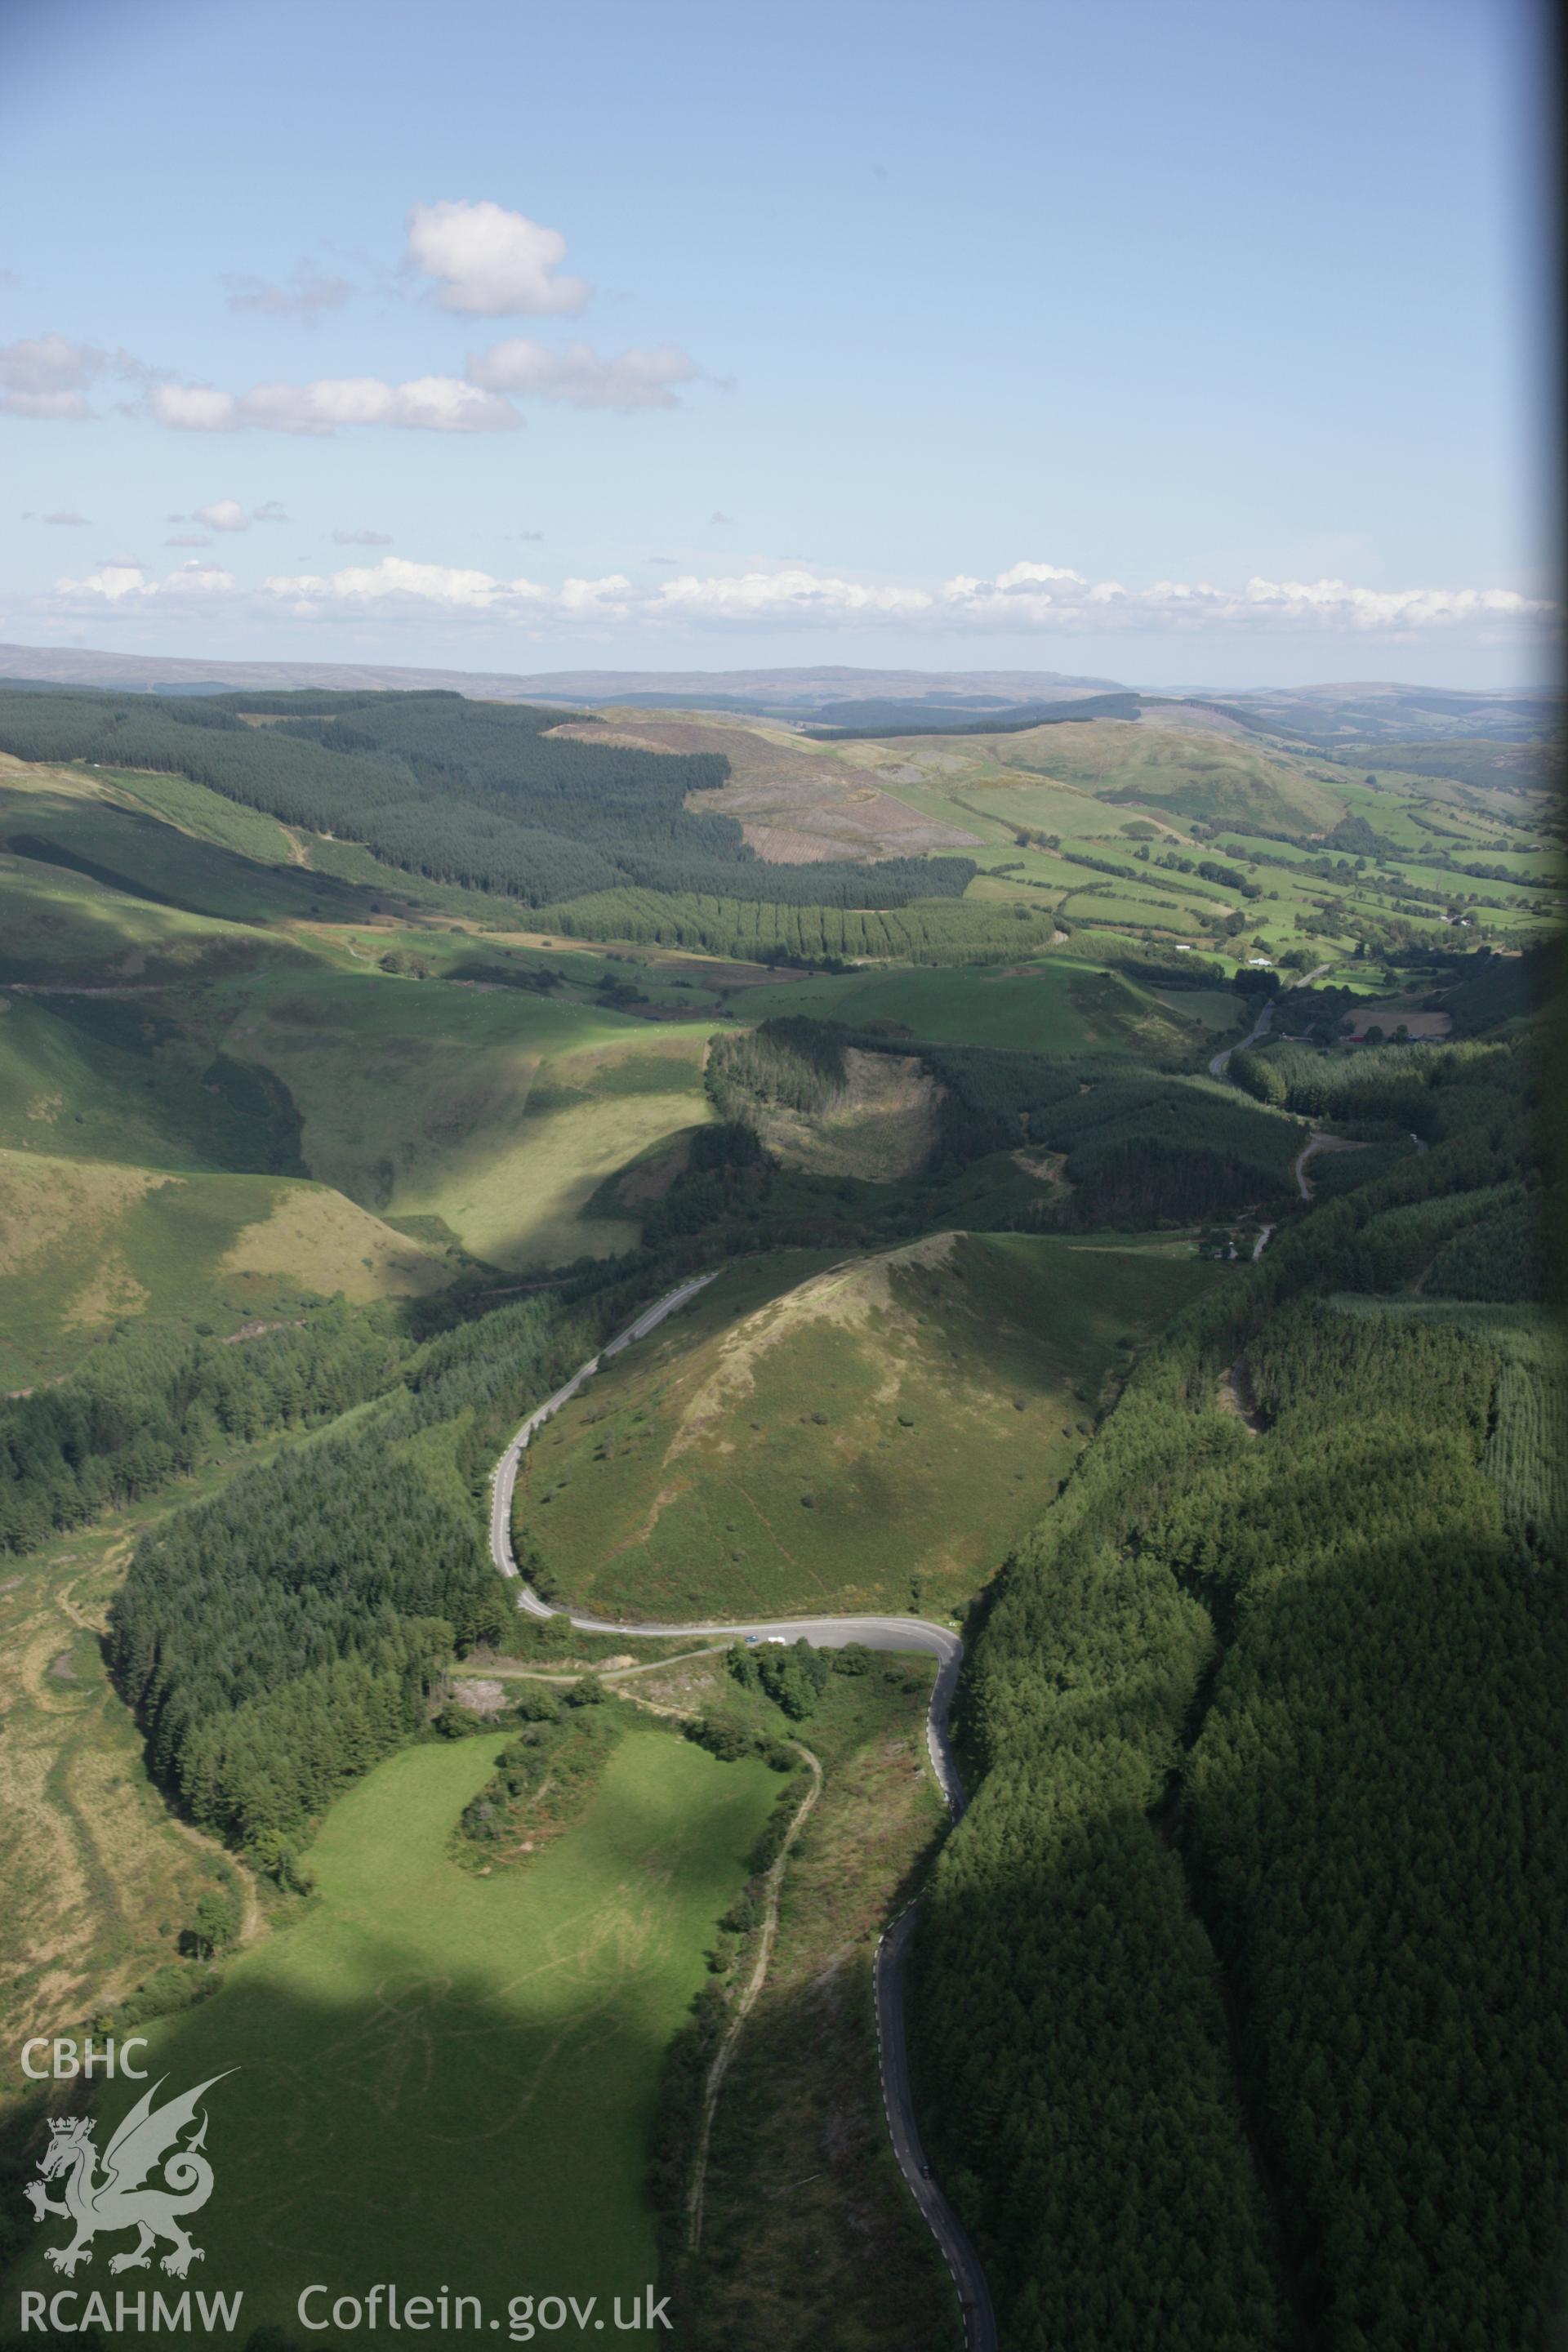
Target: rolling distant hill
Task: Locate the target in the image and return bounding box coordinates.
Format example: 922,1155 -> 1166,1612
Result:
1,643 -> 1556,746
1199,679 -> 1563,746
0,643 -> 1121,708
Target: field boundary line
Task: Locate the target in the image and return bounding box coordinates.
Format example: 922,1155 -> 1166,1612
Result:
685,1740 -> 822,2255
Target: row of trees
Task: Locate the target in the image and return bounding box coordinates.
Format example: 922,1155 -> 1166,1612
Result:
527,886 -> 1049,964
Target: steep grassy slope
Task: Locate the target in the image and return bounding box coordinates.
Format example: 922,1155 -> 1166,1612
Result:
516,1233 -> 1223,1621
0,1152 -> 455,1387
0,991 -> 304,1177
637,1646 -> 957,2352
220,967 -> 719,1268
0,1491 -> 248,2064
0,847 -> 303,987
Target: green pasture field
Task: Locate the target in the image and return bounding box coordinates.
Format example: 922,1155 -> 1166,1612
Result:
1214,832 -> 1329,867
12,1726 -> 777,2348
962,866 -> 1067,906
1055,889 -> 1214,937
1449,852 -> 1562,889
842,760 -> 1200,862
1125,867 -> 1242,913
1330,781 -> 1447,849
516,1232 -> 1225,1623
846,718 -> 1351,841
964,718 -> 1349,833
732,953 -> 1201,1056
962,846 -> 1112,894
216,964 -> 723,1269
1148,985 -> 1244,1031
330,922 -> 728,1018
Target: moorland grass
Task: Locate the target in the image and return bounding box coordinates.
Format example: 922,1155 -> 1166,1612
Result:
518,1234 -> 1225,1622
0,1492 -> 248,2067
0,1143 -> 454,1386
0,853 -> 296,988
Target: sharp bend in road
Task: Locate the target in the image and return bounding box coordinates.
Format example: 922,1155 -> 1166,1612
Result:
488,1273 -> 998,2352
1207,962 -> 1333,1083
1208,991 -> 1275,1080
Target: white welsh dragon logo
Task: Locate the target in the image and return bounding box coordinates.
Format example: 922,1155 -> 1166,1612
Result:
25,2074 -> 233,2278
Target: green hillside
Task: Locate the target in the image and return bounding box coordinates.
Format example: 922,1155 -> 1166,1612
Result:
216,966 -> 717,1268
516,1234 -> 1223,1621
0,1150 -> 455,1388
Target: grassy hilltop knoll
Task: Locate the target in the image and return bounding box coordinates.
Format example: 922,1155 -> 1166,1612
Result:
516,1235 -> 1221,1623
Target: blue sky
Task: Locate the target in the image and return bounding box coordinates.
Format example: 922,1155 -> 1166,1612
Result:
0,0 -> 1552,687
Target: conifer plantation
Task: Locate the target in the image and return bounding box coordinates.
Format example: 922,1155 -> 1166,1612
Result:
915,1015 -> 1565,2350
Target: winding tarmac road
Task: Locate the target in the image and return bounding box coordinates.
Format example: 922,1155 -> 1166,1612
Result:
1208,991 -> 1276,1079
488,1275 -> 996,2352
1207,962 -> 1333,1082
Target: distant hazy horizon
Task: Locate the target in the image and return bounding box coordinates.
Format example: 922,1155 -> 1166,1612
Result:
0,638 -> 1560,710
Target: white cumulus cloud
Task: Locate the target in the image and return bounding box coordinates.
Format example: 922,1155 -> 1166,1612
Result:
149,375 -> 520,436
406,199 -> 588,316
939,563 -> 1554,634
261,555 -> 548,612
195,499 -> 250,532
651,567 -> 933,621
0,335 -> 107,420
56,558 -> 235,604
466,338 -> 700,411
36,548 -> 1554,646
